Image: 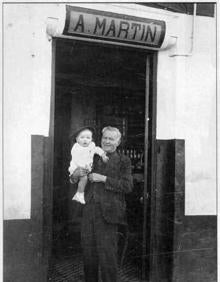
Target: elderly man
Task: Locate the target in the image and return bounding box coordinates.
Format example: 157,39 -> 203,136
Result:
71,126 -> 133,282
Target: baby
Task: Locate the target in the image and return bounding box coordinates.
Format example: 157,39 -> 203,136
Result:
68,126 -> 108,204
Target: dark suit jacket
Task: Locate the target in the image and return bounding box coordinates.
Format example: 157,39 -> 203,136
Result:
85,151 -> 133,225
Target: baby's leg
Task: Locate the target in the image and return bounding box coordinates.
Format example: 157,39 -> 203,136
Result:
72,176 -> 87,204
77,175 -> 88,193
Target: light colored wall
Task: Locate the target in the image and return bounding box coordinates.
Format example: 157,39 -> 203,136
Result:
157,14 -> 216,215
3,4 -> 59,219
3,3 -> 216,219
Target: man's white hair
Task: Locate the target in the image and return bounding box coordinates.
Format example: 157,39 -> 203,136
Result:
102,126 -> 121,142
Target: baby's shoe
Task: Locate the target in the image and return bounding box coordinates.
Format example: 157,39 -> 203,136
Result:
72,192 -> 85,204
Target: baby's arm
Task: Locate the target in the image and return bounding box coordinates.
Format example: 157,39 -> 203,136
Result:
94,146 -> 109,163
69,143 -> 81,175
68,159 -> 78,175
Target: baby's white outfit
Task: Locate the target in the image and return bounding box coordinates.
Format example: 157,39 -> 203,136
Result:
69,141 -> 105,204
68,141 -> 104,175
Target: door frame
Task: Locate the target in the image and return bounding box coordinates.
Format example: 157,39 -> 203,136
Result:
46,37 -> 158,280
147,52 -> 158,282
141,52 -> 158,281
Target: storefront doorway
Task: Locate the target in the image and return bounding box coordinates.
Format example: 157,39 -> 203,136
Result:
49,38 -> 156,281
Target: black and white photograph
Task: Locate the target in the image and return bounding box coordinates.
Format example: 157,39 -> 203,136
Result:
2,2 -> 218,282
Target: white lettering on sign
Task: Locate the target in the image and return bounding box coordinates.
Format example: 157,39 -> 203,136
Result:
64,6 -> 165,48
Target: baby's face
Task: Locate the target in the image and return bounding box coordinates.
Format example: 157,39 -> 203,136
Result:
76,129 -> 92,147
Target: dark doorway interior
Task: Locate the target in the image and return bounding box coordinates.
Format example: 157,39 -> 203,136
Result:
50,39 -> 153,281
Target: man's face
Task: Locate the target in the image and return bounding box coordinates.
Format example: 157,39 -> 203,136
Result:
101,130 -> 120,153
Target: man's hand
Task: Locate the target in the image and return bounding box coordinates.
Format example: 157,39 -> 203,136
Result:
88,173 -> 107,183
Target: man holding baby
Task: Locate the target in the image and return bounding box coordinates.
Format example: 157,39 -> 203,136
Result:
70,126 -> 133,282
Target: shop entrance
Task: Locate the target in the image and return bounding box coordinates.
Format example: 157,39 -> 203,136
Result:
49,38 -> 156,281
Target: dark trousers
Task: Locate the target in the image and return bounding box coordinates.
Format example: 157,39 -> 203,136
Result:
81,202 -> 118,282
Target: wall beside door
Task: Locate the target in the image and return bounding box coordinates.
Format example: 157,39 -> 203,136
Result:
150,139 -> 217,282
156,14 -> 216,215
4,135 -> 51,282
3,4 -> 58,220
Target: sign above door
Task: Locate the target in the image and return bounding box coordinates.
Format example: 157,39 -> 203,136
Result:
63,5 -> 166,49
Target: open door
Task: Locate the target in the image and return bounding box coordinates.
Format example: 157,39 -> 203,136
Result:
48,38 -> 157,281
